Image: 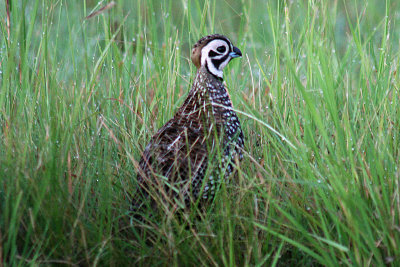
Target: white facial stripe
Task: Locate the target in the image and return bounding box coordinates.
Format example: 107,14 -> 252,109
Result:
213,54 -> 226,59
207,60 -> 223,77
200,39 -> 231,78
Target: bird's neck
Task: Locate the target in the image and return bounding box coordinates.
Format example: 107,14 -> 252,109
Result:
198,67 -> 233,108
178,67 -> 232,116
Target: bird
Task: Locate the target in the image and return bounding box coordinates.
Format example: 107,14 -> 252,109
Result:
132,34 -> 244,213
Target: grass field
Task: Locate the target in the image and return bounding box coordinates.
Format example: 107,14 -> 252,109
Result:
1,0 -> 399,265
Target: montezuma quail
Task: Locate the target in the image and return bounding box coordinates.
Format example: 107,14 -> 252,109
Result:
133,34 -> 244,212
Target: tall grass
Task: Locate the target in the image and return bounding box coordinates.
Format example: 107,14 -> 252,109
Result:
0,0 -> 399,265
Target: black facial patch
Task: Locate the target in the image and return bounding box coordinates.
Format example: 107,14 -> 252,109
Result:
208,50 -> 218,57
212,54 -> 229,69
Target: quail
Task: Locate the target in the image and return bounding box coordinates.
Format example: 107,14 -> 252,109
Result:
133,34 -> 244,212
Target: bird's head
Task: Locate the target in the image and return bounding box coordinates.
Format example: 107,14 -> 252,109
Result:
191,34 -> 242,79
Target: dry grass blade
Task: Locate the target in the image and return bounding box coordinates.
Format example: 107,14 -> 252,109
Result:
6,0 -> 11,40
84,1 -> 116,20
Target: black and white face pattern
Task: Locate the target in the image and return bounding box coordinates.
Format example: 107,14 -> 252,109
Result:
200,38 -> 240,78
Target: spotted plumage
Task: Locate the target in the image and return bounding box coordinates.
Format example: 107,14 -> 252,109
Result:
133,34 -> 244,211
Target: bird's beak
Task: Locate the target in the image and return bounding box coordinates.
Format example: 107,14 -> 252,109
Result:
229,46 -> 242,58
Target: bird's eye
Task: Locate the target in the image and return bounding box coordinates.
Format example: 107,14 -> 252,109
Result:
216,46 -> 226,53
